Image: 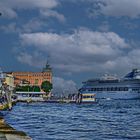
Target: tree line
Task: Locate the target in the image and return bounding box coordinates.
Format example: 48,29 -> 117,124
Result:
16,81 -> 52,93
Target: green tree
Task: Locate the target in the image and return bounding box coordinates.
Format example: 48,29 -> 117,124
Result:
15,85 -> 41,92
32,86 -> 40,92
41,81 -> 52,93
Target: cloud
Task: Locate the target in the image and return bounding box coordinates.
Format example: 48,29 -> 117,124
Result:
101,49 -> 140,75
0,0 -> 64,33
22,19 -> 45,33
52,77 -> 77,97
97,21 -> 110,32
0,0 -> 64,21
0,19 -> 45,34
40,9 -> 65,22
0,23 -> 18,33
89,0 -> 140,18
18,29 -> 130,74
0,0 -> 58,10
0,7 -> 17,18
17,52 -> 46,68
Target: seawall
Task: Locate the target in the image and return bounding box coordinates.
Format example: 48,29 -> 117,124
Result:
0,116 -> 32,140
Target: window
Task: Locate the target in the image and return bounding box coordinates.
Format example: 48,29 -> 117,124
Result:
34,79 -> 38,85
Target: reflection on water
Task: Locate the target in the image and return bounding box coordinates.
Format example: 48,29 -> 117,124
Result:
3,100 -> 140,140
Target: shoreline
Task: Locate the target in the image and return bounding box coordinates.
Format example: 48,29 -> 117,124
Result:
0,116 -> 32,140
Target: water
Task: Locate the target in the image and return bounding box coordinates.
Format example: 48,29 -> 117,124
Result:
2,100 -> 140,140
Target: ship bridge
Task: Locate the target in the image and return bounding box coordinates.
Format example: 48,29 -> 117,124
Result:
124,69 -> 140,80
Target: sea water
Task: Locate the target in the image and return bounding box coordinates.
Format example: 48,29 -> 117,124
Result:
3,100 -> 140,140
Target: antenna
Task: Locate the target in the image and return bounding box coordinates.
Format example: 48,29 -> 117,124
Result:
47,54 -> 50,64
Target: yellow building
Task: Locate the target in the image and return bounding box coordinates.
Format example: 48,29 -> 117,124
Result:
4,74 -> 15,90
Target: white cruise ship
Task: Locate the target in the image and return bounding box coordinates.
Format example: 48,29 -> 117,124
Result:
79,69 -> 140,99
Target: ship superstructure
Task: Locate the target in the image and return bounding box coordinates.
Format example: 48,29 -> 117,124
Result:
79,69 -> 140,99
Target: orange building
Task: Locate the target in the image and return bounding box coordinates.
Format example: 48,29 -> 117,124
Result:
12,63 -> 52,87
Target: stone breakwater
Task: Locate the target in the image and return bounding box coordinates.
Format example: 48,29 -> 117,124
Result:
0,116 -> 32,140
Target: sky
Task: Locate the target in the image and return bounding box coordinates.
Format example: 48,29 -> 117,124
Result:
1,0 -> 140,90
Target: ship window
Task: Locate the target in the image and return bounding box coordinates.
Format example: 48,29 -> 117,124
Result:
98,88 -> 102,91
82,95 -> 94,98
107,88 -> 110,91
103,88 -> 107,91
97,88 -> 100,91
118,88 -> 121,91
119,87 -> 125,91
116,87 -> 120,91
111,87 -> 114,91
132,88 -> 139,91
81,89 -> 86,91
88,89 -> 92,91
114,87 -> 117,91
124,87 -> 128,91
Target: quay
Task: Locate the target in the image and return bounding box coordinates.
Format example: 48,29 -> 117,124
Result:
14,91 -> 97,104
0,116 -> 32,140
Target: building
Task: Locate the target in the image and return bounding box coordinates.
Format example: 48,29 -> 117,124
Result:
4,74 -> 15,90
12,63 -> 52,87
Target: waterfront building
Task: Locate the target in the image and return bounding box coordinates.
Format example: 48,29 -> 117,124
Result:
12,62 -> 52,87
4,74 -> 15,90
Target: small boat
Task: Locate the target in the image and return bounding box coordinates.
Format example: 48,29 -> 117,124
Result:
15,91 -> 47,102
77,93 -> 96,104
81,93 -> 96,103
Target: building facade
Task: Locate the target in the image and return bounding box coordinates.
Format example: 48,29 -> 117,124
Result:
4,74 -> 15,90
12,63 -> 52,87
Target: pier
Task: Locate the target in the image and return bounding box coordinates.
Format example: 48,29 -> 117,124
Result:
0,116 -> 32,140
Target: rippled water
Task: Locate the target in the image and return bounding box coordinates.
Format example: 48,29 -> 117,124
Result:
3,100 -> 140,140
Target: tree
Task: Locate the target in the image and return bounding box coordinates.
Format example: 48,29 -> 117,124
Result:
41,81 -> 52,93
15,85 -> 40,92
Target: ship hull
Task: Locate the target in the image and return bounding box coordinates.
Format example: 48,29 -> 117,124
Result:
81,91 -> 140,99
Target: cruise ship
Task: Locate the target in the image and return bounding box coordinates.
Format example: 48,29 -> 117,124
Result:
79,69 -> 140,99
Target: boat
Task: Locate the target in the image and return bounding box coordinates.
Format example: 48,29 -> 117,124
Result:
81,93 -> 96,103
79,69 -> 140,99
15,91 -> 47,102
76,93 -> 96,103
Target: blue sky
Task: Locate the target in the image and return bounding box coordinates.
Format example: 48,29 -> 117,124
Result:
1,0 -> 140,87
